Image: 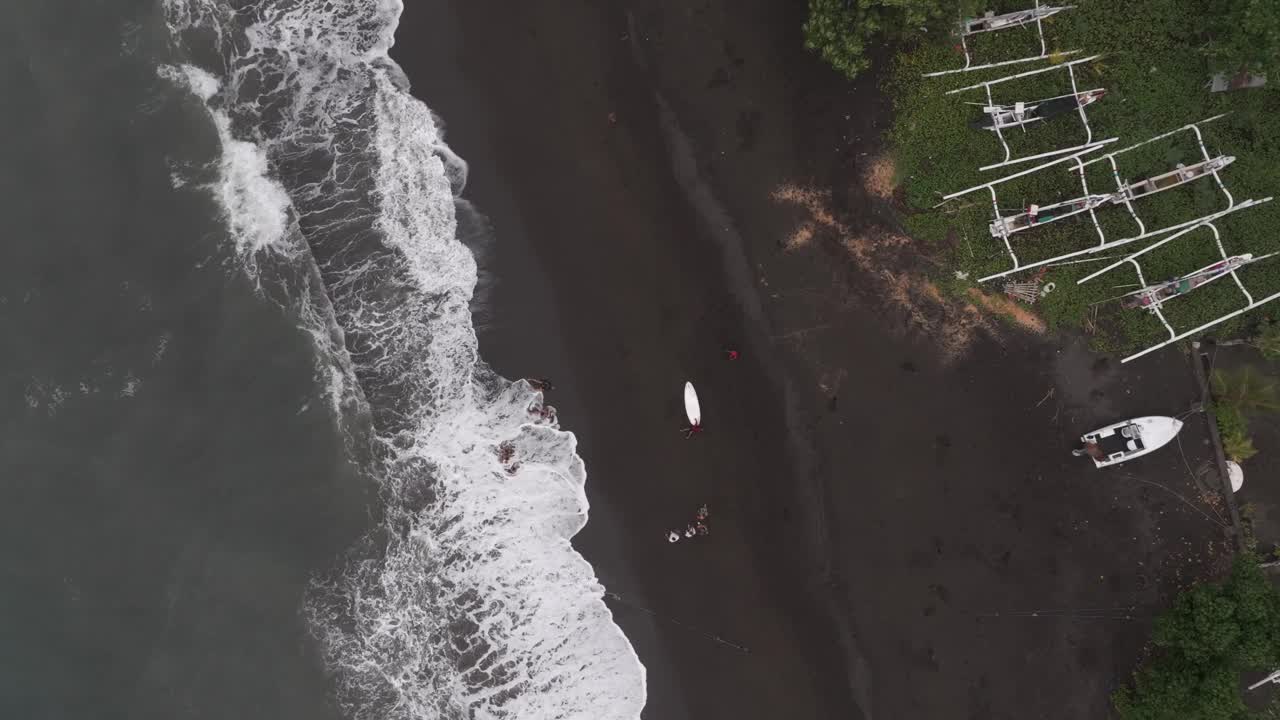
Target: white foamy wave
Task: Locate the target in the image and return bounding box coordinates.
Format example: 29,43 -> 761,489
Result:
162,0 -> 646,718
159,63 -> 295,256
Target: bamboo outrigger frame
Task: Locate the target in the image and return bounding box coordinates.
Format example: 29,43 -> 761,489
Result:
1073,114 -> 1238,284
989,154 -> 1236,238
988,193 -> 1112,238
923,1 -> 1078,78
936,143 -> 1115,281
1118,224 -> 1280,364
947,56 -> 1113,170
969,115 -> 1272,284
942,113 -> 1277,363
973,89 -> 1104,131
1120,252 -> 1276,311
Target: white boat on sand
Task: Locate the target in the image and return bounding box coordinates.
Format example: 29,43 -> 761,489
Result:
1074,416 -> 1182,468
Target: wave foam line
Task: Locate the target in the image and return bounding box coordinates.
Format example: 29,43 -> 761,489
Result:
160,0 -> 647,717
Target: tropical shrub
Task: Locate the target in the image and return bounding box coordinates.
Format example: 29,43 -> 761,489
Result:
1203,0 -> 1280,77
803,0 -> 979,79
1115,555 -> 1280,719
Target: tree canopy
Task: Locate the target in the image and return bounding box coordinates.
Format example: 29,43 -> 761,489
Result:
1203,0 -> 1280,78
803,0 -> 979,79
1115,556 -> 1280,720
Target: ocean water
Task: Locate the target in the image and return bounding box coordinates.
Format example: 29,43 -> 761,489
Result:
0,0 -> 644,718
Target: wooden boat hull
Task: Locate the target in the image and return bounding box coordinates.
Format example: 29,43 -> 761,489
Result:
1121,254 -> 1253,310
974,90 -> 1104,131
989,195 -> 1109,238
1120,156 -> 1234,202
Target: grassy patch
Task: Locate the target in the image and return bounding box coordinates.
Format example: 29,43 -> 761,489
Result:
885,0 -> 1280,353
1211,364 -> 1280,462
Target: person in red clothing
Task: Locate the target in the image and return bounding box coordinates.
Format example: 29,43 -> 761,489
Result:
725,348 -> 740,360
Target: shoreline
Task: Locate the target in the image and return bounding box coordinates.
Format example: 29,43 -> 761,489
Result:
393,2 -> 860,717
392,2 -> 1232,718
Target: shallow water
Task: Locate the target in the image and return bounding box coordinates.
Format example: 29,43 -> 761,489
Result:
0,0 -> 644,718
0,2 -> 374,718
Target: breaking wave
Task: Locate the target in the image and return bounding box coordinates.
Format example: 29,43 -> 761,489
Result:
160,0 -> 646,718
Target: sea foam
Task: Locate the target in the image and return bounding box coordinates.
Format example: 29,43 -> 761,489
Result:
161,0 -> 646,718
159,64 -> 295,256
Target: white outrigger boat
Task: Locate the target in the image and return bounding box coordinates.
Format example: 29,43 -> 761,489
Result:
989,194 -> 1111,238
988,155 -> 1235,239
973,88 -> 1105,131
961,5 -> 1072,35
1121,253 -> 1277,311
1074,416 -> 1183,468
1116,156 -> 1234,203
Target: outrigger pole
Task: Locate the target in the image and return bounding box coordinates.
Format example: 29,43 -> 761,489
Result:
924,1 -> 1077,77
946,56 -> 1113,171
1121,224 -> 1280,364
1076,198 -> 1271,285
938,143 -> 1113,279
975,115 -> 1262,284
1072,114 -> 1233,252
978,198 -> 1270,283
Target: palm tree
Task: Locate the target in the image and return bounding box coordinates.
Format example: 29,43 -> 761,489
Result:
1218,318 -> 1280,359
1211,366 -> 1280,416
1252,319 -> 1280,360
1221,423 -> 1258,462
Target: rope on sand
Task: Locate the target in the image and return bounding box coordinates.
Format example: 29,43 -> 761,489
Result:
604,591 -> 751,654
974,606 -> 1141,620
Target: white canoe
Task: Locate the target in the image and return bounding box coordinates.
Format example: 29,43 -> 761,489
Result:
684,382 -> 701,426
1080,415 -> 1182,468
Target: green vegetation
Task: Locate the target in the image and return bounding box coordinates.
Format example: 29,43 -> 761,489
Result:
1204,0 -> 1280,77
880,0 -> 1280,352
803,0 -> 1279,80
1212,366 -> 1278,462
803,0 -> 980,79
1115,554 -> 1280,720
1217,403 -> 1258,462
1213,366 -> 1280,414
1249,319 -> 1280,360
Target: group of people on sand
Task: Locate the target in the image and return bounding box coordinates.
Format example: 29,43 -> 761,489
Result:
526,378 -> 558,424
494,378 -> 559,474
666,504 -> 710,543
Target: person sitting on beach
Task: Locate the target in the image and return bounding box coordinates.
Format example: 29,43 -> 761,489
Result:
725,349 -> 740,360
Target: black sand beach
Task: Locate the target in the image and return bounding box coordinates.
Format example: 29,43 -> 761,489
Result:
396,2 -> 1231,718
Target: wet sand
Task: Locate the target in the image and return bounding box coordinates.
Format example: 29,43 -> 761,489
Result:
394,2 -> 1230,718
